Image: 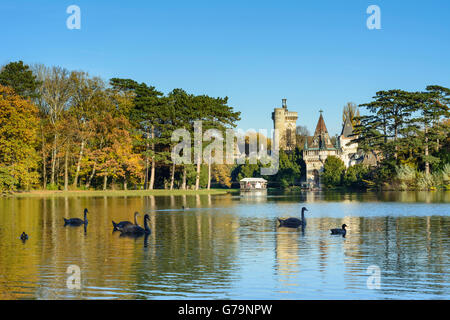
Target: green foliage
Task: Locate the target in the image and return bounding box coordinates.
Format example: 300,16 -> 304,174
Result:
394,163 -> 449,190
268,148 -> 302,188
343,164 -> 369,189
230,148 -> 304,189
0,167 -> 17,193
322,156 -> 345,188
46,183 -> 59,191
0,61 -> 40,99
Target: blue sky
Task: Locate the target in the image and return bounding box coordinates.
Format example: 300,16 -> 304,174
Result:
1,0 -> 449,136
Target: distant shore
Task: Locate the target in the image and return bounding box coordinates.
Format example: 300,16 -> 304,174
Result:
8,189 -> 230,198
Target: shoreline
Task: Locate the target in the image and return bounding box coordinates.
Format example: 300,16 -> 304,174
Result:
8,189 -> 230,198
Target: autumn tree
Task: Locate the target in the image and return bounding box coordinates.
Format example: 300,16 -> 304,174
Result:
34,65 -> 74,187
0,85 -> 39,192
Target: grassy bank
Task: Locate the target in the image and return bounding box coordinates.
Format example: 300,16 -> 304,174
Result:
8,188 -> 230,198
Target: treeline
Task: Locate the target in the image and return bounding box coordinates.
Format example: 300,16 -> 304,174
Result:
0,61 -> 240,192
323,87 -> 450,190
231,147 -> 305,189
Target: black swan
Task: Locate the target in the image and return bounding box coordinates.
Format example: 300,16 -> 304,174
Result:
112,212 -> 140,231
20,232 -> 28,241
278,207 -> 308,228
118,214 -> 151,235
330,224 -> 347,235
64,208 -> 88,226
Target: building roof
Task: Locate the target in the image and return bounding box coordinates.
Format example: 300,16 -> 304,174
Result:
240,178 -> 267,182
341,116 -> 354,138
308,112 -> 335,150
314,113 -> 329,136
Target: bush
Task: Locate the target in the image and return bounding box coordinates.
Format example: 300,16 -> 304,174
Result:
395,164 -> 416,190
0,166 -> 17,193
46,183 -> 59,191
322,156 -> 345,188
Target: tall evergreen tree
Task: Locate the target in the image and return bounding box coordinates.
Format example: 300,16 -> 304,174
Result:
0,61 -> 40,99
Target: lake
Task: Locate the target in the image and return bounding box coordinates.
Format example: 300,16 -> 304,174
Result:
0,191 -> 448,299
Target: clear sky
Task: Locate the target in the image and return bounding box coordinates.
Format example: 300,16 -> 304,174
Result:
1,0 -> 449,136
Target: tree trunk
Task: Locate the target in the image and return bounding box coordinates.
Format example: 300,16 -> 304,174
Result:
181,166 -> 187,190
72,140 -> 84,188
195,158 -> 201,190
424,124 -> 430,175
64,150 -> 69,191
148,125 -> 155,190
56,154 -> 60,187
50,134 -> 57,185
103,175 -> 108,190
41,128 -> 47,190
394,127 -> 398,161
170,162 -> 175,190
85,163 -> 96,189
207,156 -> 211,190
144,154 -> 149,189
144,127 -> 150,189
42,152 -> 47,189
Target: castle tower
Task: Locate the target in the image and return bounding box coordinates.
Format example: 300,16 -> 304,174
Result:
303,111 -> 339,188
272,99 -> 298,151
303,110 -> 360,189
339,116 -> 358,167
310,110 -> 334,150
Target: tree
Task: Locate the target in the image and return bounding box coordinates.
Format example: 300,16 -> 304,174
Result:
356,90 -> 414,162
192,94 -> 240,190
296,125 -> 310,149
322,156 -> 345,188
34,65 -> 74,187
342,102 -> 360,127
211,164 -> 232,188
0,61 -> 40,99
416,86 -> 450,174
110,78 -> 165,190
343,164 -> 369,189
267,147 -> 303,189
0,85 -> 39,192
70,72 -> 105,188
233,160 -> 260,181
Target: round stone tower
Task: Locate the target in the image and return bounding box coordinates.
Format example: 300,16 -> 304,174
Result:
272,99 -> 297,150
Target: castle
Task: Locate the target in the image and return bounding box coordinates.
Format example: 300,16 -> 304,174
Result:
302,112 -> 359,188
272,99 -> 362,189
272,99 -> 298,151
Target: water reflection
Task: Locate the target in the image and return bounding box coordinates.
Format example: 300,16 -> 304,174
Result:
0,191 -> 448,299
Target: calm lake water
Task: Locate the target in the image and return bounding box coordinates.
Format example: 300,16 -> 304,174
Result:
0,191 -> 448,300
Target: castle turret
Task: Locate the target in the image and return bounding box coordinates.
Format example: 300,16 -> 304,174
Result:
272,99 -> 298,151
